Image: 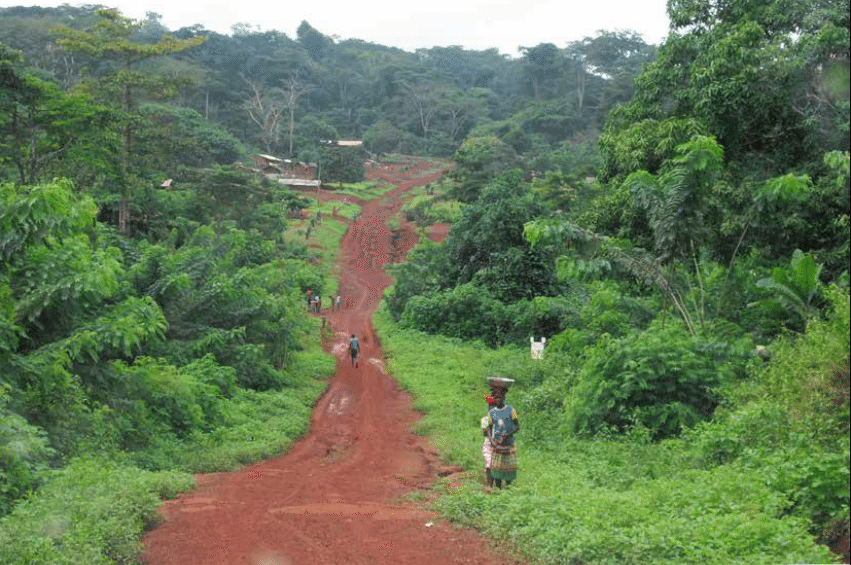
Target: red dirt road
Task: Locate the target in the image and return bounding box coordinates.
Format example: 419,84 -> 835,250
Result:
141,161 -> 525,565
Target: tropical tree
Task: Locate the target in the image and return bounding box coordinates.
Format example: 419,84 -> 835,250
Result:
756,249 -> 823,328
519,43 -> 564,101
625,135 -> 724,264
363,119 -> 404,157
296,20 -> 333,61
0,179 -> 167,439
448,135 -> 522,202
243,76 -> 285,154
52,8 -> 206,235
443,170 -> 556,301
320,143 -> 365,186
1,43 -> 116,186
282,75 -> 315,156
603,0 -> 850,181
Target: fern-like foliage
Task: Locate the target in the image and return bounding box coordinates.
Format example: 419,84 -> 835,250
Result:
0,180 -> 97,262
626,135 -> 723,263
755,249 -> 823,326
11,235 -> 123,324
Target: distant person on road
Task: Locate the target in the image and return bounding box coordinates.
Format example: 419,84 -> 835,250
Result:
481,394 -> 497,488
487,390 -> 519,489
335,293 -> 341,311
349,334 -> 360,367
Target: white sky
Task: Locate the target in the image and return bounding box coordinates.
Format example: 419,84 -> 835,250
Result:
2,1 -> 671,56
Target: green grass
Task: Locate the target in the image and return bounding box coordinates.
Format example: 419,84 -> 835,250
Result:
309,216 -> 349,298
400,193 -> 461,226
313,199 -> 360,222
0,457 -> 195,565
372,304 -> 840,565
285,205 -> 352,298
123,340 -> 334,473
403,180 -> 447,199
378,153 -> 417,164
324,179 -> 390,201
184,341 -> 331,472
0,291 -> 337,565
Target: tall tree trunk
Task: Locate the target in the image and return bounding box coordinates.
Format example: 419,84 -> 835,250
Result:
119,75 -> 132,236
288,105 -> 295,155
118,195 -> 129,235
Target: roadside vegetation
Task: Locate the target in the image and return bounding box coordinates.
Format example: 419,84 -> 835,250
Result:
401,180 -> 462,229
373,1 -> 850,561
375,293 -> 848,564
1,2 -> 848,564
0,174 -> 338,563
322,179 -> 389,201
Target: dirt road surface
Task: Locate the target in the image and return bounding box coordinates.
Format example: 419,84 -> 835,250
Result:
140,160 -> 526,565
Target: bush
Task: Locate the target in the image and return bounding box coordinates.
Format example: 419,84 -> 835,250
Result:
105,357 -> 223,451
755,286 -> 849,422
400,283 -> 510,347
0,457 -> 193,565
375,308 -> 838,565
566,321 -> 742,438
0,387 -> 54,516
688,287 -> 850,540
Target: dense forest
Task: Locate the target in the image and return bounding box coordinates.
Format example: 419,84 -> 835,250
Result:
1,1 -> 849,564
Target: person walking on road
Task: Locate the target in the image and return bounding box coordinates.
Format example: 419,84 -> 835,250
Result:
349,334 -> 360,367
481,394 -> 497,488
487,389 -> 519,489
335,293 -> 341,311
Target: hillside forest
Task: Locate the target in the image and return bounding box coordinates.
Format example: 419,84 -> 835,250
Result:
0,2 -> 849,564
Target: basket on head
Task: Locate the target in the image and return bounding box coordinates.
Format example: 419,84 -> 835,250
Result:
487,377 -> 515,396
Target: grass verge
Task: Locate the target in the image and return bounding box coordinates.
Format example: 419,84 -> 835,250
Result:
373,304 -> 839,565
323,179 -> 389,201
1,274 -> 338,564
0,457 -> 194,565
285,202 -> 352,299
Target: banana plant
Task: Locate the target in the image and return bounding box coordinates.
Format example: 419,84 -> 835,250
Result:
755,249 -> 822,327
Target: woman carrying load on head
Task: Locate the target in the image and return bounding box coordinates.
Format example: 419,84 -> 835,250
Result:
487,386 -> 519,488
481,394 -> 497,488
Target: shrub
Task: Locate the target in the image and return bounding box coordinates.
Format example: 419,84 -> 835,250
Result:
0,457 -> 193,565
401,283 -> 509,346
566,321 -> 742,438
755,286 -> 849,422
106,357 -> 223,450
693,287 -> 851,540
0,387 -> 54,515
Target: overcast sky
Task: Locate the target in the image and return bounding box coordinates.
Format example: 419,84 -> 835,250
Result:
2,0 -> 671,56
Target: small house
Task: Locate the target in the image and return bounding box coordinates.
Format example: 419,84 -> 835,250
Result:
253,154 -> 284,174
278,178 -> 322,189
320,139 -> 363,147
